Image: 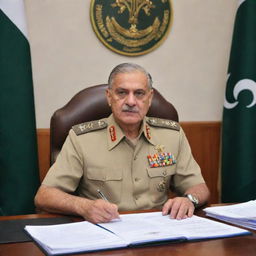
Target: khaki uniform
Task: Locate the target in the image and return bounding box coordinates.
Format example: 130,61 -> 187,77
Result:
43,114 -> 205,211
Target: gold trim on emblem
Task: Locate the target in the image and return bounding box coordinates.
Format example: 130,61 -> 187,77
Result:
90,0 -> 173,56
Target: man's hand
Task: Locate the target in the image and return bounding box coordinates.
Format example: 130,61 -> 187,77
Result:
162,183 -> 210,219
34,185 -> 119,224
162,197 -> 194,220
80,199 -> 120,224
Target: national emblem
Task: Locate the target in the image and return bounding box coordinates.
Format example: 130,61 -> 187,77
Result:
90,0 -> 173,56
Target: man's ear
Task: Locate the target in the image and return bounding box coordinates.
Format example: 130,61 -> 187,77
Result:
106,88 -> 112,107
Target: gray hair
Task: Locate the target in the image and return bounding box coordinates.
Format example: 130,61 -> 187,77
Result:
108,63 -> 153,89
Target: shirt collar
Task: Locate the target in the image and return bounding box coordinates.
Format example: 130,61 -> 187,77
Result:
107,115 -> 156,150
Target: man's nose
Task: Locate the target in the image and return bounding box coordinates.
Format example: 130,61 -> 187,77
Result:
125,92 -> 136,106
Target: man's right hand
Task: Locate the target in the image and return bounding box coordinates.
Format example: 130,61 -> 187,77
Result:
34,185 -> 119,224
79,199 -> 120,223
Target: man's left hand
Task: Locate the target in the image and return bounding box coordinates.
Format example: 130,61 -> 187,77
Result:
162,197 -> 194,220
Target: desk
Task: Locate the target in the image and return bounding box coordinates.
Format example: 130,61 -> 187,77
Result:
0,210 -> 255,256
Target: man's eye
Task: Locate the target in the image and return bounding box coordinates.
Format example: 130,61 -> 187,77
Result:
116,90 -> 127,97
135,91 -> 146,98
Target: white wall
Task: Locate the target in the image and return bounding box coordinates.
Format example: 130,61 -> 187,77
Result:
25,0 -> 237,128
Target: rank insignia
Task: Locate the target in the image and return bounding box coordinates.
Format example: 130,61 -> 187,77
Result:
147,117 -> 180,131
72,120 -> 107,135
109,125 -> 116,141
146,125 -> 151,140
147,152 -> 176,168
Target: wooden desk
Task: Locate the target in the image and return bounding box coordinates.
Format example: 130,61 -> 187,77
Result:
0,210 -> 255,256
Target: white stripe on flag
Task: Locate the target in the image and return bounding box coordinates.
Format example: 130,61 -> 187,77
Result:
0,0 -> 28,38
238,0 -> 246,8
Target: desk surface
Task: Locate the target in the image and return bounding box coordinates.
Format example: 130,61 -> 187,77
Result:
0,210 -> 255,256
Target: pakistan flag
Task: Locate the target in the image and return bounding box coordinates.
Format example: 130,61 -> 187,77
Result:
0,0 -> 40,215
221,0 -> 256,202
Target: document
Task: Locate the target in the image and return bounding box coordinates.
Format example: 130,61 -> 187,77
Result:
99,212 -> 251,245
204,200 -> 256,229
25,221 -> 128,255
24,212 -> 251,255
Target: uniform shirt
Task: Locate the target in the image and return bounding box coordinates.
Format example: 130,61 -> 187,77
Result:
42,114 -> 205,211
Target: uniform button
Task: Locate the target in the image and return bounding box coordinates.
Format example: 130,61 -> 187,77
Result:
134,156 -> 137,160
134,177 -> 140,182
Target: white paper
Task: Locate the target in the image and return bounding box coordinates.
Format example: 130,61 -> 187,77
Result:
99,212 -> 250,244
25,221 -> 128,255
204,200 -> 256,230
25,212 -> 251,255
204,200 -> 256,219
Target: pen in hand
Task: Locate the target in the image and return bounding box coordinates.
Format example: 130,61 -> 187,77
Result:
97,189 -> 121,221
97,189 -> 109,202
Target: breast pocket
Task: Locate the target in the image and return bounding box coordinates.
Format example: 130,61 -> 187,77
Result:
86,168 -> 123,204
147,166 -> 176,204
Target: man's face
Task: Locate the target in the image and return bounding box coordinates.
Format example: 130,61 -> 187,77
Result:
106,71 -> 153,128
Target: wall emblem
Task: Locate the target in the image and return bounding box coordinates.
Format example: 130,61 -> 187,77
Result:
90,0 -> 173,56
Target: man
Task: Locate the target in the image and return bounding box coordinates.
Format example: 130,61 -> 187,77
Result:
35,63 -> 210,223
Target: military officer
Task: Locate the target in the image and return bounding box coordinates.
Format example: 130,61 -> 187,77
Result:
35,63 -> 210,223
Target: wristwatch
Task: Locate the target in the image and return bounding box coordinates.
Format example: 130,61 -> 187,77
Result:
184,194 -> 199,207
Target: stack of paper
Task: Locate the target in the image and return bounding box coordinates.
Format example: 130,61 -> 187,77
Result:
24,212 -> 251,255
204,200 -> 256,230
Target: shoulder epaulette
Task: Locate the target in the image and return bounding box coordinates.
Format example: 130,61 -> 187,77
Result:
146,117 -> 180,131
72,120 -> 107,135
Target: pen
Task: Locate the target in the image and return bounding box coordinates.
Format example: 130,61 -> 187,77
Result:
97,189 -> 121,221
97,189 -> 109,202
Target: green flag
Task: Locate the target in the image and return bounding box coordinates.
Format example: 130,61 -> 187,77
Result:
0,0 -> 40,215
221,0 -> 256,202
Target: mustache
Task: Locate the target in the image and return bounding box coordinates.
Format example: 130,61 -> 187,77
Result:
122,105 -> 139,113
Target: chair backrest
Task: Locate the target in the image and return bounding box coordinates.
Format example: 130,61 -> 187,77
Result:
50,84 -> 179,165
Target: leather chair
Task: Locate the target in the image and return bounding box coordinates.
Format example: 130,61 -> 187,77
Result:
50,84 -> 179,165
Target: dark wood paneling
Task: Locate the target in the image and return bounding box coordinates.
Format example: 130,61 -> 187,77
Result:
37,121 -> 221,203
181,122 -> 221,204
37,129 -> 50,182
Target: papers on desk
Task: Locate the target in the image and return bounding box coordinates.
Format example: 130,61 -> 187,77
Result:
204,200 -> 256,230
24,212 -> 251,255
25,221 -> 128,255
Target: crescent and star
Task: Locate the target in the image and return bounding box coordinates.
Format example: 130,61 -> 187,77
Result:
224,74 -> 256,109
